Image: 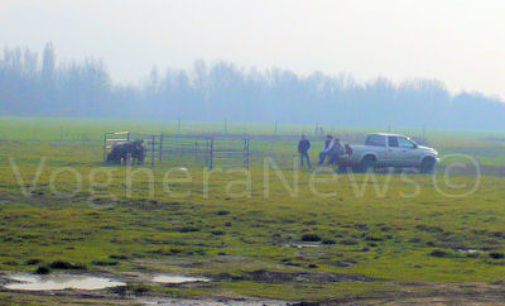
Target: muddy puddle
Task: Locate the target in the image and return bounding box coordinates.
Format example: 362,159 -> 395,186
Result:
283,243 -> 321,249
457,249 -> 481,254
4,273 -> 125,291
152,274 -> 210,284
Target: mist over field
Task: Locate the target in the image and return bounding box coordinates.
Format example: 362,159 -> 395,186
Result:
1,43 -> 504,130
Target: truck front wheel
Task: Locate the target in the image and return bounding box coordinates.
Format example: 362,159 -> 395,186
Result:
420,157 -> 436,174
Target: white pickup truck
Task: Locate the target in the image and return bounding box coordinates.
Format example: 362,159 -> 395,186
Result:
339,133 -> 439,173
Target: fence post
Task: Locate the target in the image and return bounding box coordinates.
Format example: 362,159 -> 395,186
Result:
244,136 -> 250,169
159,134 -> 163,162
126,153 -> 132,166
151,135 -> 155,167
209,137 -> 214,169
194,140 -> 198,160
103,133 -> 107,162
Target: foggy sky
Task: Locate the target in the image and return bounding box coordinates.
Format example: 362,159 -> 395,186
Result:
1,0 -> 504,98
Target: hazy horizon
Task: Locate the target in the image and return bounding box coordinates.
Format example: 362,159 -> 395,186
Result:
1,0 -> 504,99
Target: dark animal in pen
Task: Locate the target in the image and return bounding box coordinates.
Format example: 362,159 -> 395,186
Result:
106,140 -> 146,165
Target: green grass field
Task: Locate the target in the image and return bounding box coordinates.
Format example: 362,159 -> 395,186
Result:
0,117 -> 505,304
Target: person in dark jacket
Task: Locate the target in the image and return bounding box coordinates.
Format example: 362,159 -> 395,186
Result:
298,134 -> 312,169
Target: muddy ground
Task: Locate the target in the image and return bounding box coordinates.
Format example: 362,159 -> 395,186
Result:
3,270 -> 505,305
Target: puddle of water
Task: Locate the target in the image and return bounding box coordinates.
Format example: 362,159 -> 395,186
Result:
283,243 -> 321,249
457,249 -> 481,254
152,274 -> 210,284
4,273 -> 125,291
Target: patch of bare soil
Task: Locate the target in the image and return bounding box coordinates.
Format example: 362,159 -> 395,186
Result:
291,282 -> 505,305
212,270 -> 379,283
138,298 -> 288,305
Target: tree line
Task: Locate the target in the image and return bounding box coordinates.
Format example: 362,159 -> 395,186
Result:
1,43 -> 504,130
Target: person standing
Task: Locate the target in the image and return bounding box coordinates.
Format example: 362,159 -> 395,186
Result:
298,134 -> 312,169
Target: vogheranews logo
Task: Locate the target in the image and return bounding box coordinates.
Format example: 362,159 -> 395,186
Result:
6,154 -> 481,209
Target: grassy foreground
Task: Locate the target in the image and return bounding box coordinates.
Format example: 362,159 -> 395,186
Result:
0,118 -> 505,304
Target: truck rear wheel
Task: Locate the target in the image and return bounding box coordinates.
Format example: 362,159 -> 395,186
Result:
359,156 -> 376,173
337,164 -> 348,173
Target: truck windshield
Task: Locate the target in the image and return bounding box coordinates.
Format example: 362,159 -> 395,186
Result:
398,137 -> 416,149
365,135 -> 386,147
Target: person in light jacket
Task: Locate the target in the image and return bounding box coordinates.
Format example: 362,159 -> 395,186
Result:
318,135 -> 335,165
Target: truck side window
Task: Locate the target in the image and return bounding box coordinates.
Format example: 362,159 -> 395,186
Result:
388,137 -> 399,147
365,135 -> 386,147
398,137 -> 415,149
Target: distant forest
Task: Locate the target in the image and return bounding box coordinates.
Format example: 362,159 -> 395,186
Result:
1,43 -> 504,130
